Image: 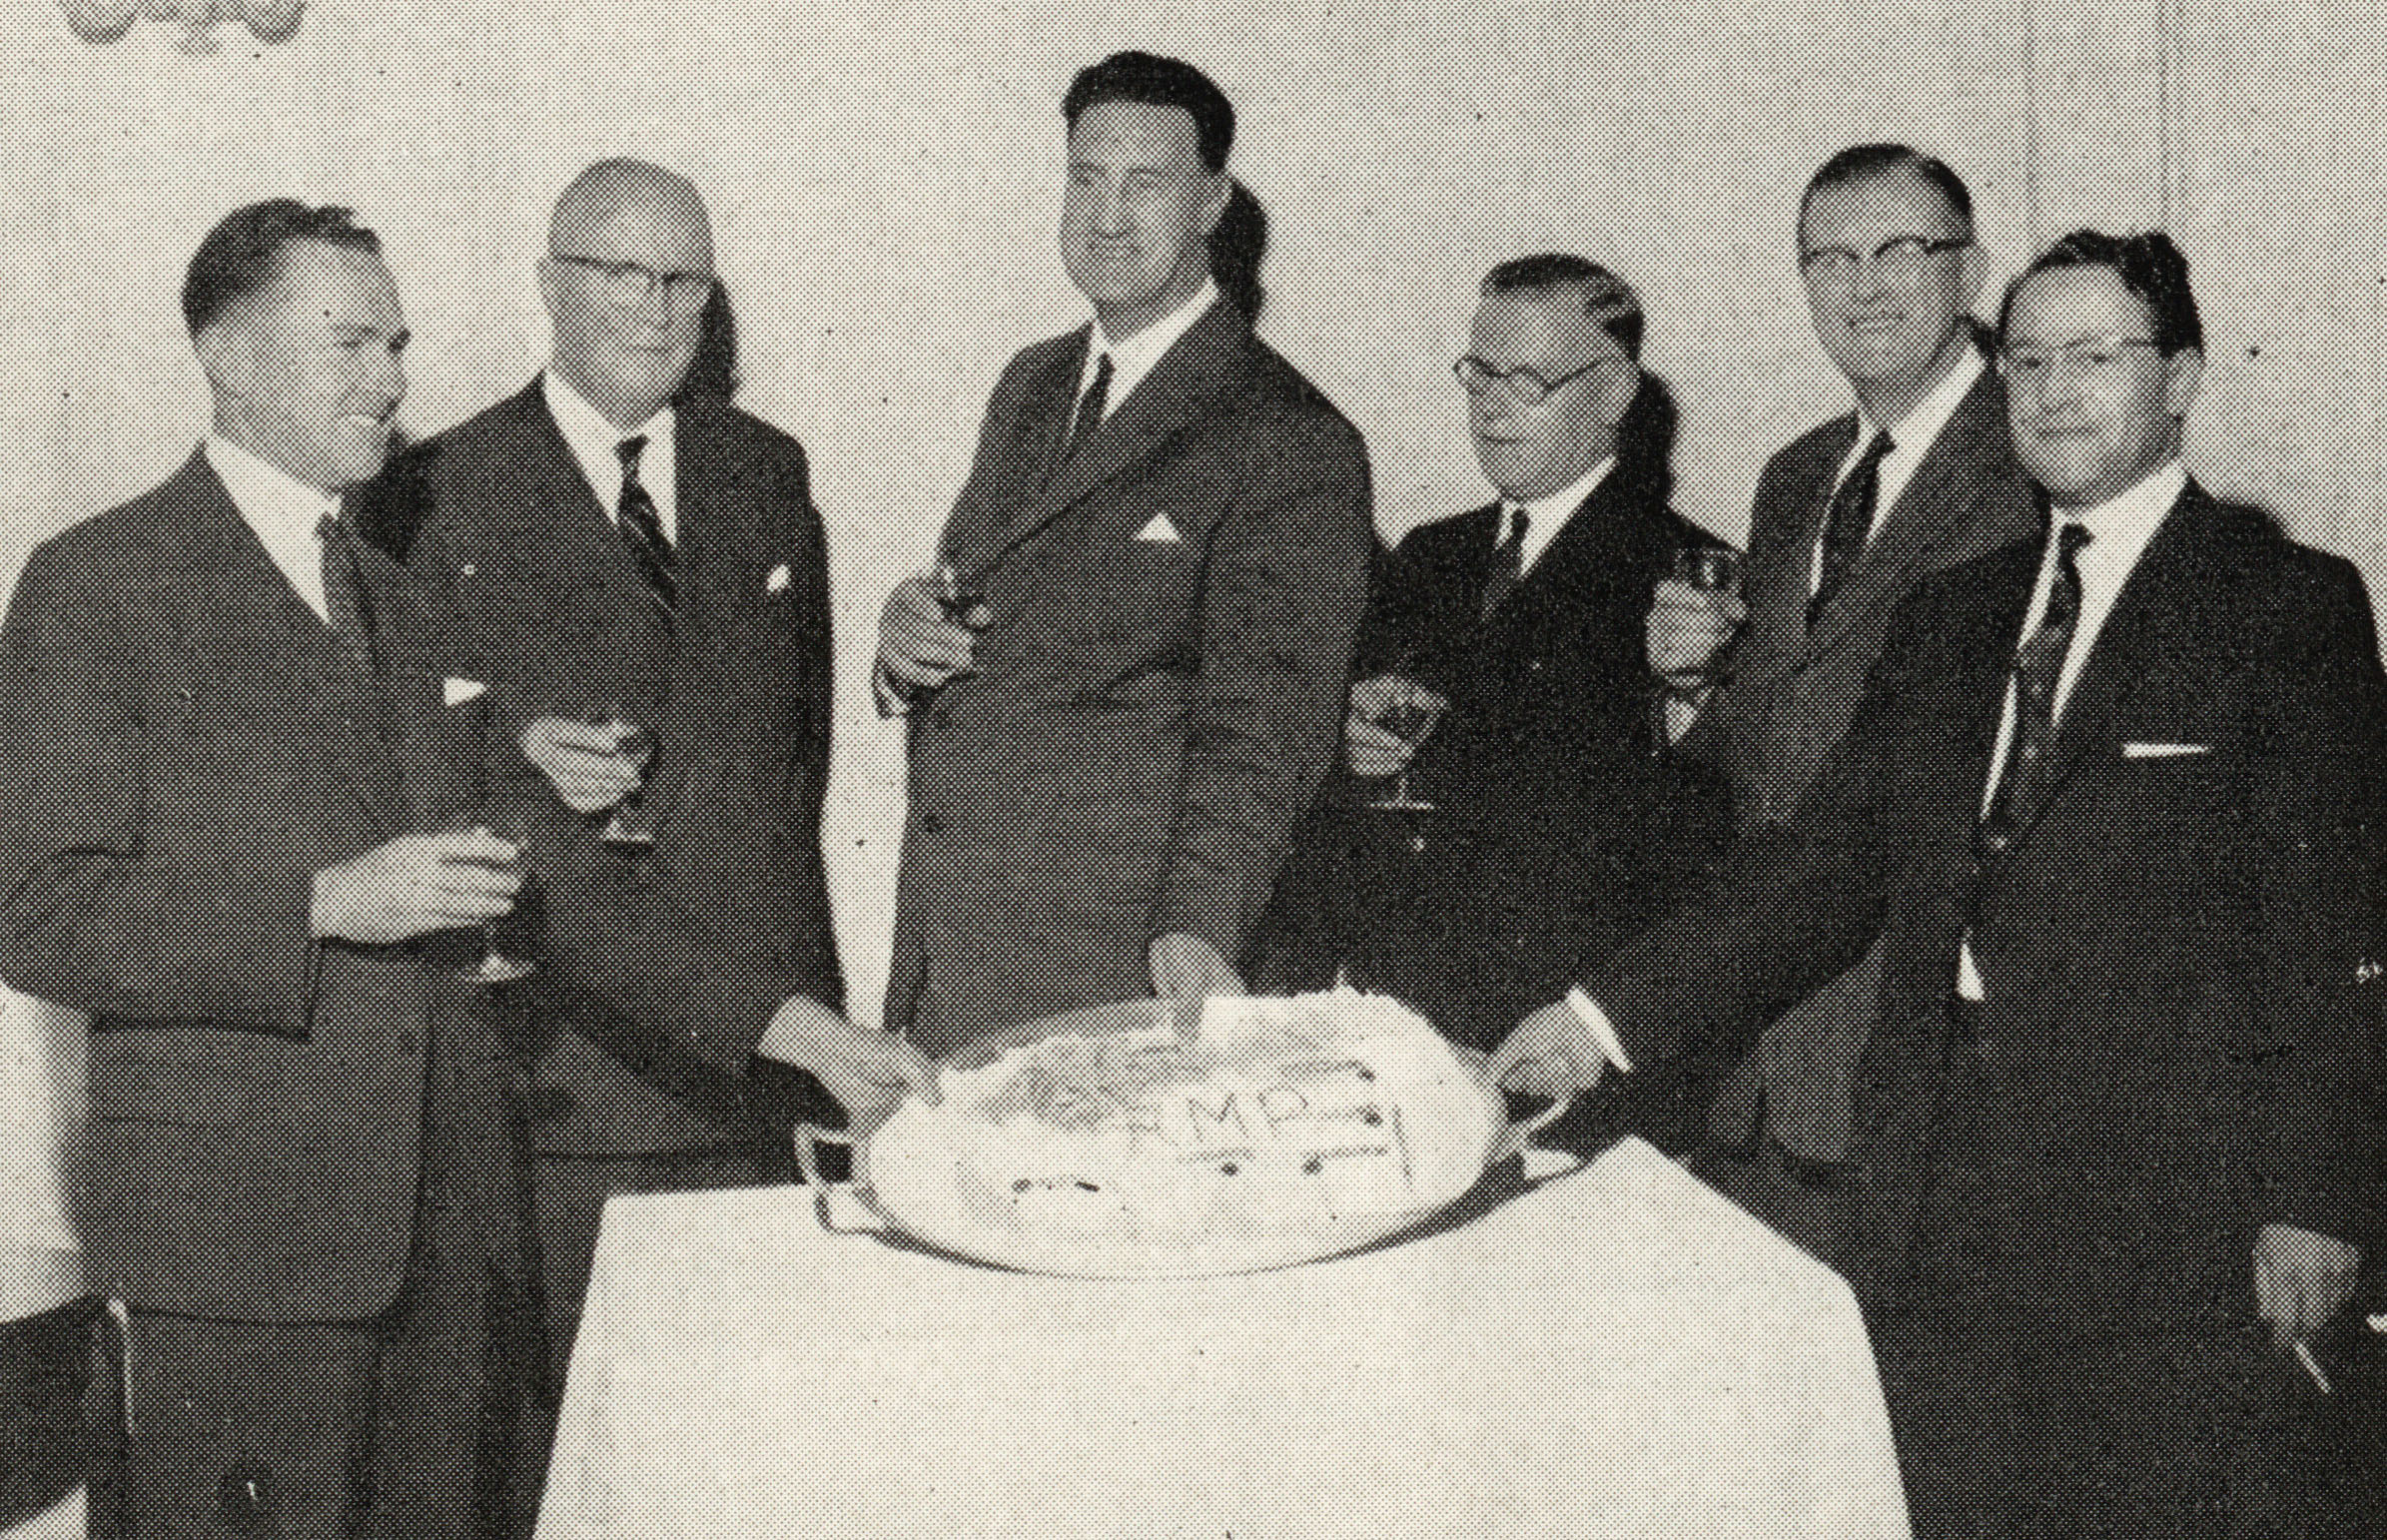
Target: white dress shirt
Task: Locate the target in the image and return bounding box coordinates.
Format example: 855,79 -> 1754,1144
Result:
1075,278 -> 1220,423
544,370 -> 679,543
1810,345 -> 1987,592
205,435 -> 342,624
1500,455 -> 1617,577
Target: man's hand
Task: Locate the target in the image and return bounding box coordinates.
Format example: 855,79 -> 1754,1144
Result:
755,996 -> 941,1134
2254,1221 -> 2361,1343
521,716 -> 652,814
1150,931 -> 1244,1003
1486,1000 -> 1608,1100
876,568 -> 986,711
311,829 -> 520,945
1647,577 -> 1747,688
1344,674 -> 1450,778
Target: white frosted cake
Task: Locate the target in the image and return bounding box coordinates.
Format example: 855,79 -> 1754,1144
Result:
856,989 -> 1511,1276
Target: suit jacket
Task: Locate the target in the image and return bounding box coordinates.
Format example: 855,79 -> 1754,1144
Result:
370,383 -> 842,1154
0,452 -> 492,1321
1255,454 -> 1732,1050
1593,485 -> 2387,1326
1699,366 -> 2042,1158
888,302 -> 1373,1056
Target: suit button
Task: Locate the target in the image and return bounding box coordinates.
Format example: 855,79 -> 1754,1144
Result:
529,1087 -> 579,1125
920,813 -> 947,834
218,1462 -> 279,1536
1982,830 -> 2011,855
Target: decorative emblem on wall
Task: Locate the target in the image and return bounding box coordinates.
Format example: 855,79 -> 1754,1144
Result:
62,1 -> 304,54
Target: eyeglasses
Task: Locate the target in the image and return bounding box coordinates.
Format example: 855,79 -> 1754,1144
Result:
1997,337 -> 2165,385
1798,236 -> 1970,287
1453,354 -> 1628,405
550,253 -> 715,313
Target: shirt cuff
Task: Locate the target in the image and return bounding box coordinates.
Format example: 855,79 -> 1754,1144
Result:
1564,987 -> 1635,1074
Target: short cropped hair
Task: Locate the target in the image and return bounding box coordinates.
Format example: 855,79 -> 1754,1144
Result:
1800,143 -> 1975,240
183,199 -> 382,336
1997,229 -> 2204,356
1480,253 -> 1647,360
1063,51 -> 1234,173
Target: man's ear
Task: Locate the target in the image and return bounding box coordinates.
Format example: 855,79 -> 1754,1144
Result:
2163,346 -> 2204,420
192,320 -> 246,401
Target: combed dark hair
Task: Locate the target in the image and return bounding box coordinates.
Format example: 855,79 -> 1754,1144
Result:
1479,254 -> 1676,501
1480,254 -> 1648,360
182,199 -> 382,336
1997,229 -> 2204,356
1800,143 -> 1975,240
1063,51 -> 1234,172
1208,180 -> 1268,320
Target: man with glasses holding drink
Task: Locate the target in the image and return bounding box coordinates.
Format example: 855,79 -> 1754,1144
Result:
1651,145 -> 2040,1255
367,159 -> 933,1487
1498,229 -> 2387,1537
1256,255 -> 1730,1102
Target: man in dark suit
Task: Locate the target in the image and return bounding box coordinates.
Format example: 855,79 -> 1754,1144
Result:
369,160 -> 933,1453
1496,231 -> 2387,1536
875,52 -> 1373,1057
1650,145 -> 2041,1250
0,201 -> 537,1538
1254,254 -> 1729,1066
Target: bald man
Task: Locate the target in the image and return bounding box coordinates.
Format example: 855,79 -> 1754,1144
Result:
362,160 -> 928,1463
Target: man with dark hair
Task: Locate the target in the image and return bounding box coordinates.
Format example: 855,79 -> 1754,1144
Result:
364,158 -> 933,1492
1255,255 -> 1728,1071
0,199 -> 539,1537
1499,228 -> 2387,1536
1649,142 -> 2040,1254
875,52 -> 1372,1055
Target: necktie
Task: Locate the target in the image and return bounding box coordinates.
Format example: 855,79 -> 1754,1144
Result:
616,435 -> 678,613
1809,428 -> 1894,627
316,511 -> 380,672
1065,352 -> 1114,463
1979,521 -> 2093,861
1480,507 -> 1530,618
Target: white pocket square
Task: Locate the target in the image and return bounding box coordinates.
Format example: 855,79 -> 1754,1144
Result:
766,562 -> 792,593
1133,513 -> 1183,544
2121,741 -> 2210,759
442,676 -> 487,707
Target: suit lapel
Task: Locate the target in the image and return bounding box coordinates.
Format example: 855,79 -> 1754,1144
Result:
1999,485 -> 2213,849
170,454 -> 407,833
1743,420 -> 1854,673
963,305 -> 1247,582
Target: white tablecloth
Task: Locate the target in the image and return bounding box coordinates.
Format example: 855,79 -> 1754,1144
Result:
536,1138 -> 1909,1540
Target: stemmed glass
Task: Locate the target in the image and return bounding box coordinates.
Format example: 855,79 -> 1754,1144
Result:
1668,544 -> 1744,682
463,800 -> 537,985
595,704 -> 658,851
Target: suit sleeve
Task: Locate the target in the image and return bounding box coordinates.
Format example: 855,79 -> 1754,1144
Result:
2240,561 -> 2387,1250
1586,590 -> 1925,1069
0,542 -> 319,1029
1151,410 -> 1375,958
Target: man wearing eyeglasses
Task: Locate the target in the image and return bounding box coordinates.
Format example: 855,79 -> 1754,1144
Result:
1652,145 -> 2041,1257
1496,229 -> 2387,1536
1253,255 -> 1729,1085
363,159 -> 933,1499
873,53 -> 1372,1056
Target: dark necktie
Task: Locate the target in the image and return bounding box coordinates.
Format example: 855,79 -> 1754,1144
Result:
615,435 -> 678,613
1065,352 -> 1114,463
1480,507 -> 1530,618
1809,428 -> 1894,627
316,511 -> 381,672
1979,521 -> 2093,861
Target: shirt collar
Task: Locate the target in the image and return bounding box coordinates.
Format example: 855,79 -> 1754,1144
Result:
1083,278 -> 1220,401
204,434 -> 341,620
542,370 -> 675,517
2057,458 -> 2188,551
1855,340 -> 1985,454
1501,454 -> 1616,571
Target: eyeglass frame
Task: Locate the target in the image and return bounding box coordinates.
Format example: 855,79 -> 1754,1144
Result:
1797,236 -> 1971,287
548,252 -> 717,313
1452,352 -> 1631,406
1996,336 -> 2168,385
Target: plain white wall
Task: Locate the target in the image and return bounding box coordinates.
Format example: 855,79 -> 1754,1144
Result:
3,0 -> 2379,1027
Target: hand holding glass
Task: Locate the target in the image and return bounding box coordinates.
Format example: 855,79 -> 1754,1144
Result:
595,707 -> 657,850
1653,546 -> 1745,689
